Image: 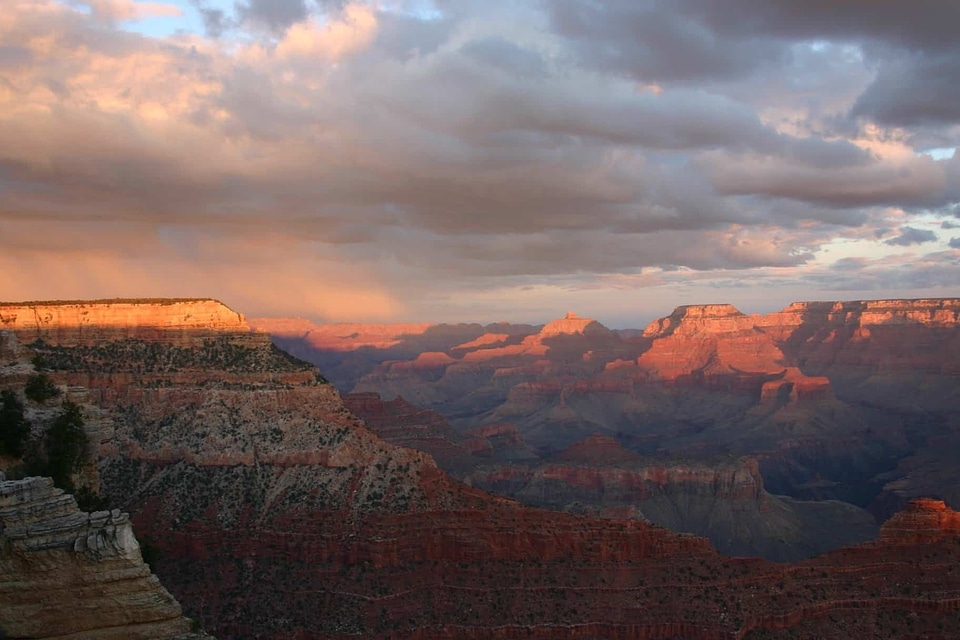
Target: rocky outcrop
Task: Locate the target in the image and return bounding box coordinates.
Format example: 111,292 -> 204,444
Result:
0,299 -> 245,347
539,312 -> 611,338
879,498 -> 960,544
760,299 -> 960,394
0,477 -> 202,639
343,392 -> 479,473
637,304 -> 788,390
553,433 -> 641,465
466,441 -> 877,561
251,320 -> 436,351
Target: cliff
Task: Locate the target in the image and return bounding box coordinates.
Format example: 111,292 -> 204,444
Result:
539,312 -> 611,338
760,299 -> 960,389
0,299 -> 246,347
879,498 -> 960,544
0,476 -> 202,639
637,304 -> 790,389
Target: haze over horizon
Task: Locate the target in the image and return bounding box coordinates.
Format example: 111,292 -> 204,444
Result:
2,0 -> 960,326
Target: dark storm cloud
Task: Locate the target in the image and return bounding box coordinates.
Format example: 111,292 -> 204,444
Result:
548,1 -> 784,84
189,0 -> 233,37
851,53 -> 960,127
236,0 -> 308,31
548,0 -> 960,82
884,227 -> 938,247
459,37 -> 547,79
705,153 -> 950,209
548,0 -> 960,129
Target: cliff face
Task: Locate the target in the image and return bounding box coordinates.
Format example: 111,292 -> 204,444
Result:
0,476 -> 201,639
0,299 -> 246,346
879,498 -> 960,544
761,299 -> 960,389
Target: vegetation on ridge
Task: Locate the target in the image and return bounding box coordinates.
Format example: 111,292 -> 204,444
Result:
24,373 -> 60,403
29,337 -> 319,376
0,390 -> 30,458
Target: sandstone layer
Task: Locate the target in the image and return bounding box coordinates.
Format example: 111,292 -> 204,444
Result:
0,299 -> 246,347
0,476 -> 201,639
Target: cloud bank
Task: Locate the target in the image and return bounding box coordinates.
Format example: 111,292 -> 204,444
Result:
0,0 -> 958,323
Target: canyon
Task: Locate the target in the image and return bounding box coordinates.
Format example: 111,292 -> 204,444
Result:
2,298 -> 959,638
255,298 -> 960,558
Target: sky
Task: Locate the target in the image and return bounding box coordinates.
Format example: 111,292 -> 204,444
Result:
1,0 -> 960,327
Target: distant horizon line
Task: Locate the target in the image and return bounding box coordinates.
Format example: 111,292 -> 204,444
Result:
3,296 -> 959,330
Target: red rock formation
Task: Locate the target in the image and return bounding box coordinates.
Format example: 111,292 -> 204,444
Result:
637,304 -> 788,389
388,351 -> 458,370
539,312 -> 611,338
453,333 -> 512,351
553,433 -> 641,465
879,498 -> 960,544
0,298 -> 245,346
343,392 -> 477,472
760,298 -> 960,376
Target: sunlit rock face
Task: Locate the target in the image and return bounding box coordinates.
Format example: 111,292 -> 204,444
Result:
0,477 -> 201,640
539,312 -> 611,338
879,498 -> 960,544
760,298 -> 960,382
0,299 -> 246,346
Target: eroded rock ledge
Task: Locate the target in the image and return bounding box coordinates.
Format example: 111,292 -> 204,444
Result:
0,476 -> 204,639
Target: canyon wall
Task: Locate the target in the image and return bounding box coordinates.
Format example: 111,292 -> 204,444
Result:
0,476 -> 202,639
0,299 -> 246,346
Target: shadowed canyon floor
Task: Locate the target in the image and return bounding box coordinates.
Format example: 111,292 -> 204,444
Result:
2,299 -> 960,638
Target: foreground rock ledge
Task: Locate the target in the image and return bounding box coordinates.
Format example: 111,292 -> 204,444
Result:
0,476 -> 206,640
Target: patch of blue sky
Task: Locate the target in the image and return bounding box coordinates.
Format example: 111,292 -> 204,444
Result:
118,0 -> 231,38
380,0 -> 442,20
919,148 -> 956,161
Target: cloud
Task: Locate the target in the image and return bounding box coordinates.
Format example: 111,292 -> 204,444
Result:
236,0 -> 308,31
0,219 -> 401,319
0,0 -> 959,321
884,227 -> 938,246
950,238 -> 960,249
81,0 -> 182,23
189,0 -> 232,37
851,52 -> 960,127
275,3 -> 378,60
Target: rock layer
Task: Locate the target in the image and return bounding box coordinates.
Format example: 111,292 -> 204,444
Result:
0,299 -> 246,346
0,477 -> 199,639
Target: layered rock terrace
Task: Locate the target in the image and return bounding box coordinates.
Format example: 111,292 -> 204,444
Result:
0,476 -> 199,639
